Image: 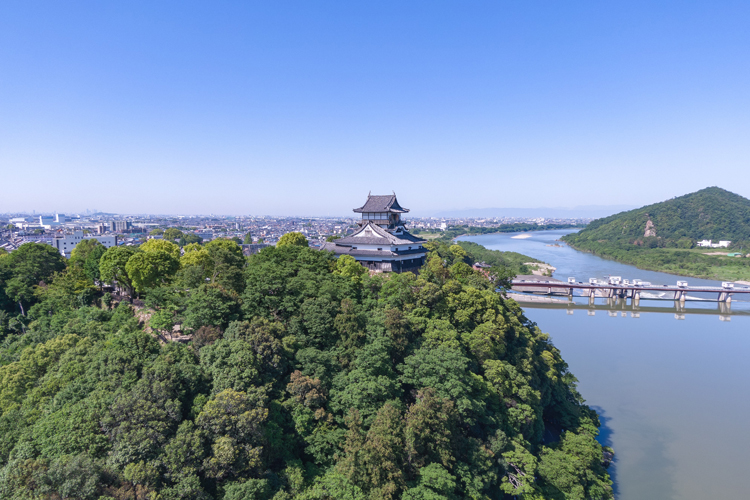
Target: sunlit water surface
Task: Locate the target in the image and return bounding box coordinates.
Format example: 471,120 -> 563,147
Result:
460,230 -> 750,500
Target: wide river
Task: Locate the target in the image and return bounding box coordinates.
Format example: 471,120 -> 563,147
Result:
460,230 -> 750,500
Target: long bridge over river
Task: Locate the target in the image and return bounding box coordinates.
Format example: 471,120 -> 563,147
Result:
511,276 -> 750,305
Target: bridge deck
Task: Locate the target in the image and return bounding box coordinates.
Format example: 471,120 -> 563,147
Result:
510,279 -> 750,295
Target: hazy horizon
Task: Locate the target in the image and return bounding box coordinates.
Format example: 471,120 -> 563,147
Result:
1,203 -> 636,220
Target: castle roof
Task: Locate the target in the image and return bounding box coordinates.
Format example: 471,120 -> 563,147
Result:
335,221 -> 425,246
353,194 -> 409,213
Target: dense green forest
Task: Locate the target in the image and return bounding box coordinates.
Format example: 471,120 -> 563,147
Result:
0,236 -> 612,500
563,187 -> 750,280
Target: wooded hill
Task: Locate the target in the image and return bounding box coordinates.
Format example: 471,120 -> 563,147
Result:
564,187 -> 750,248
561,187 -> 750,280
0,236 -> 613,500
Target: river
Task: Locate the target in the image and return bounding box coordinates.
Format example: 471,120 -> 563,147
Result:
460,230 -> 750,500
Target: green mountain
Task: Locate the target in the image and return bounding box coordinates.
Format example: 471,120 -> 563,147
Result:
564,187 -> 750,248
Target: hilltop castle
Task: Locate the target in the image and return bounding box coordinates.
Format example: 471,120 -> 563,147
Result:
320,193 -> 427,273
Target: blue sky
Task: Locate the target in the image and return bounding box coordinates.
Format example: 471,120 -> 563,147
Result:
1,1 -> 749,216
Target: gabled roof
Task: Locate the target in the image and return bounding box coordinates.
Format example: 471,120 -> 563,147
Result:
353,194 -> 409,213
335,221 -> 425,246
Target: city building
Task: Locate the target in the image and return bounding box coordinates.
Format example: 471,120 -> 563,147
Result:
52,231 -> 118,257
320,193 -> 427,273
110,220 -> 132,232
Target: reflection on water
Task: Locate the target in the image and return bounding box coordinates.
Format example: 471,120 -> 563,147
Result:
514,295 -> 746,319
463,230 -> 750,500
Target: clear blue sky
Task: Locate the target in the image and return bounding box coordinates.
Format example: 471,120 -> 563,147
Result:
1,1 -> 749,216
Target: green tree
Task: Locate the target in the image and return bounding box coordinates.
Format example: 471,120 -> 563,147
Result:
68,239 -> 103,268
126,250 -> 180,293
360,402 -> 406,499
204,239 -> 246,293
99,245 -> 139,298
197,388 -> 268,480
163,228 -> 184,242
83,244 -> 107,284
537,426 -> 613,500
140,238 -> 181,260
149,228 -> 164,236
179,233 -> 203,246
278,232 -> 309,247
1,242 -> 66,315
243,232 -> 253,244
333,255 -> 368,282
183,284 -> 241,331
404,388 -> 459,473
402,464 -> 458,500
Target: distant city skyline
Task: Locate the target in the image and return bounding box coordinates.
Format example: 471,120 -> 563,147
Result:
1,204 -> 630,220
2,2 -> 749,215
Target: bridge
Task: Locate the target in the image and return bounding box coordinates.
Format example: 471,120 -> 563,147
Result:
510,276 -> 750,304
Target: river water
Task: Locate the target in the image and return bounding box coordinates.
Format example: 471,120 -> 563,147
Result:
460,230 -> 750,500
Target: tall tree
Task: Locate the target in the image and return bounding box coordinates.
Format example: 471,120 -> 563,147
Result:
68,239 -> 103,268
125,251 -> 180,293
140,239 -> 181,260
2,243 -> 66,315
83,244 -> 107,284
99,246 -> 139,298
163,228 -> 184,242
278,232 -> 309,247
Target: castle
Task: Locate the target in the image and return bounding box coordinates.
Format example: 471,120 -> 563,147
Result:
320,193 -> 427,273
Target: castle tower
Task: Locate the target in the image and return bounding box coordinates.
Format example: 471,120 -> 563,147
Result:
320,193 -> 427,273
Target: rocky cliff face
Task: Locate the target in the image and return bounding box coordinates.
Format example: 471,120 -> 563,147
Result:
644,219 -> 656,237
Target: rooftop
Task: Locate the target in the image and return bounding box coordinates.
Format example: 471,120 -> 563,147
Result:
335,221 -> 425,246
353,194 -> 409,214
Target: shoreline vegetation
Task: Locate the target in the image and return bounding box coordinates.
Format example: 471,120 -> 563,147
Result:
561,188 -> 750,282
414,224 -> 571,277
562,240 -> 750,281
412,222 -> 581,243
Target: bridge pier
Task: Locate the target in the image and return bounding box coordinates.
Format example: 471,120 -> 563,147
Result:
719,301 -> 732,314
718,292 -> 733,303
510,280 -> 749,305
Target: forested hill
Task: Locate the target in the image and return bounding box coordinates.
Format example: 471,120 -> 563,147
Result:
0,236 -> 613,500
563,187 -> 750,247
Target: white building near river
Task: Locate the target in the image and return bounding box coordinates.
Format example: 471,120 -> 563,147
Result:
697,239 -> 731,248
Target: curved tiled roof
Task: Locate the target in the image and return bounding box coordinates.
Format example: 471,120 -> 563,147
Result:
353,194 -> 409,213
335,221 -> 425,246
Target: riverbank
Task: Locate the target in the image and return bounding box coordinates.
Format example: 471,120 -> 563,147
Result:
460,229 -> 750,500
564,240 -> 750,282
413,223 -> 583,244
